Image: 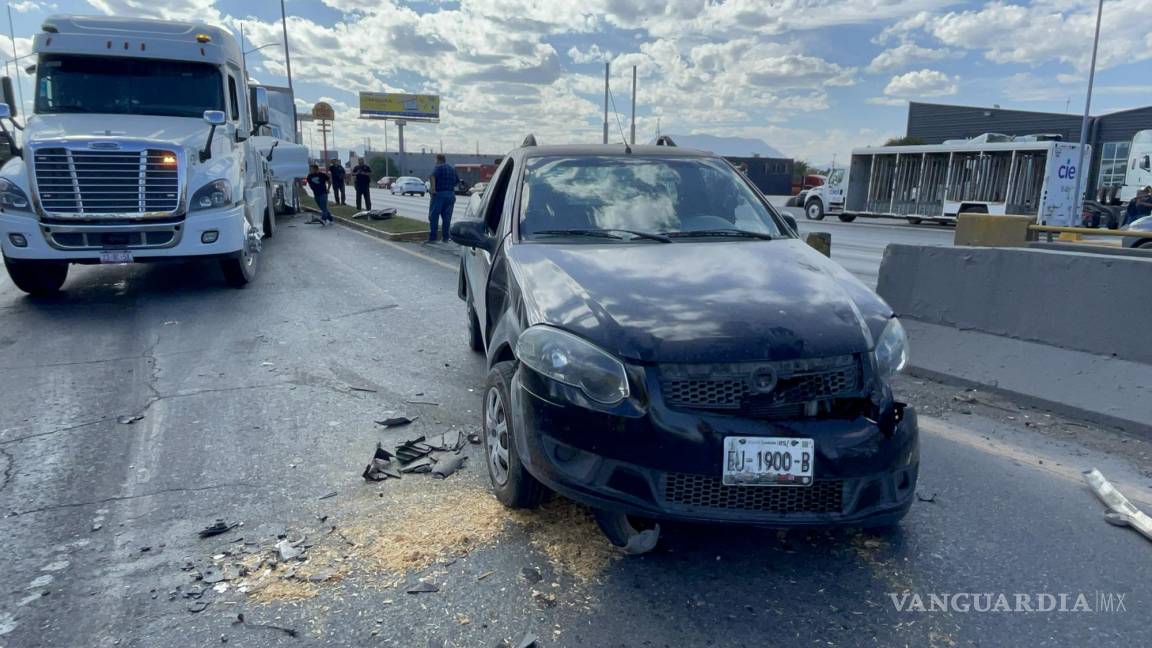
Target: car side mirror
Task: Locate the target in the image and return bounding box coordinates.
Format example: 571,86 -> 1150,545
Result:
783,214 -> 798,232
450,219 -> 494,252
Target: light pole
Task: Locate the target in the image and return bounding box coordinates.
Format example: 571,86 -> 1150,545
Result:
1072,0 -> 1104,226
280,0 -> 297,144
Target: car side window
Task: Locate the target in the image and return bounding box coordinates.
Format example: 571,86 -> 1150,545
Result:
483,160 -> 514,235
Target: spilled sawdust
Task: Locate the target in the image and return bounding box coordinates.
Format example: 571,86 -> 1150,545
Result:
247,577 -> 320,603
511,498 -> 619,583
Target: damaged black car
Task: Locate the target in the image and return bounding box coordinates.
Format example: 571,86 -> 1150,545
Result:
451,137 -> 918,553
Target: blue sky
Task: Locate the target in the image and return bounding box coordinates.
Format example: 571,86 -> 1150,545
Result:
5,0 -> 1151,165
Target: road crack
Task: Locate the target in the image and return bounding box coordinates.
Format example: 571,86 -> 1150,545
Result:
0,418 -> 109,446
320,304 -> 399,322
3,481 -> 256,518
0,447 -> 13,494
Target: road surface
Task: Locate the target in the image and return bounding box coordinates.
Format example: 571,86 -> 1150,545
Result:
1,212 -> 1147,648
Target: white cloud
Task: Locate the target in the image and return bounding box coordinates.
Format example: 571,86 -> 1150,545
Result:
567,44 -> 611,64
867,42 -> 953,73
882,68 -> 959,97
10,1 -> 52,12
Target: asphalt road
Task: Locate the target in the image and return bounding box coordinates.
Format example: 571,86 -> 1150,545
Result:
1,212 -> 1149,648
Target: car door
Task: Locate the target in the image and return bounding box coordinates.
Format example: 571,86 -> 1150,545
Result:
466,157 -> 516,347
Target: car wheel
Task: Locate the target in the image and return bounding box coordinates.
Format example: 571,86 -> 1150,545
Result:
1139,241 -> 1152,249
592,509 -> 661,555
262,182 -> 276,239
3,256 -> 68,295
467,305 -> 484,353
906,217 -> 923,225
804,198 -> 825,220
420,192 -> 426,197
838,214 -> 857,223
483,362 -> 546,509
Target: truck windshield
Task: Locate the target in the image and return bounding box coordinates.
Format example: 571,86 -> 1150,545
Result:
35,55 -> 224,118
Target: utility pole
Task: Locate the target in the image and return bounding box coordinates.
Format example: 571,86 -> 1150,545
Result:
630,65 -> 637,146
602,62 -> 609,145
7,4 -> 24,116
279,0 -> 297,144
1072,0 -> 1104,226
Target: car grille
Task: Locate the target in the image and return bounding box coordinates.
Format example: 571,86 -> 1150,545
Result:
664,473 -> 844,513
33,147 -> 181,217
659,355 -> 864,416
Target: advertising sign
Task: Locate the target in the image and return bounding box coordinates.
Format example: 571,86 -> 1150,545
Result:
359,92 -> 440,122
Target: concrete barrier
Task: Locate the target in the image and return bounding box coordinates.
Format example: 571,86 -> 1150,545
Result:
878,245 -> 1152,364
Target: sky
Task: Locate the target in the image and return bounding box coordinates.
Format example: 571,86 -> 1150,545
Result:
3,0 -> 1151,165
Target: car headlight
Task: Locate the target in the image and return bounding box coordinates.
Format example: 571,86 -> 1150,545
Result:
190,179 -> 233,211
874,317 -> 909,379
0,177 -> 31,210
516,326 -> 630,404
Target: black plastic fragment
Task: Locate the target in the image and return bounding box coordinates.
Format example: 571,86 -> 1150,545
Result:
199,519 -> 238,538
407,581 -> 440,594
363,444 -> 401,481
432,452 -> 468,479
376,415 -> 417,428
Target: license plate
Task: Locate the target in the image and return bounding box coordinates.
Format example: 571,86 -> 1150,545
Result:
100,250 -> 133,264
723,436 -> 814,487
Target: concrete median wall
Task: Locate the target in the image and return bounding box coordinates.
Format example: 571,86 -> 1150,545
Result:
878,245 -> 1152,365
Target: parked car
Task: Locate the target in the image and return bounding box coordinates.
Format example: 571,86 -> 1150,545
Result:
469,181 -> 488,196
391,177 -> 426,196
451,139 -> 918,553
455,180 -> 471,195
376,176 -> 396,189
1122,216 -> 1152,248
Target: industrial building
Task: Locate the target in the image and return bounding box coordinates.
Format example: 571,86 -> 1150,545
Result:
905,101 -> 1152,193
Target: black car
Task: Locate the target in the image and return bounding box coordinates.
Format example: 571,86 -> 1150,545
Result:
451,138 -> 918,553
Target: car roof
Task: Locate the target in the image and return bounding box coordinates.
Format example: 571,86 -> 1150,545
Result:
514,144 -> 718,160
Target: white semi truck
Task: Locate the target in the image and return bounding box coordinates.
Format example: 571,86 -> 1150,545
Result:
251,84 -> 308,216
0,15 -> 284,294
801,136 -> 1090,226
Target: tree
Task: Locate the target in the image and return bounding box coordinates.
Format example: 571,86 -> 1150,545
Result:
367,155 -> 399,179
792,159 -> 812,180
883,136 -> 926,146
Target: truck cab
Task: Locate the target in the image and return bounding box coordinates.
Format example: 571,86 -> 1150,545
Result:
0,15 -> 278,294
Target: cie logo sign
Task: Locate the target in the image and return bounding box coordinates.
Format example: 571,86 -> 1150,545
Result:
1058,159 -> 1078,180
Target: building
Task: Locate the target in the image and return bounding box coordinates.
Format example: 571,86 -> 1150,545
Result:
905,101 -> 1152,192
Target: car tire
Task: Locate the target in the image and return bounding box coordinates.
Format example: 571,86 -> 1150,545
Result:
906,217 -> 922,225
804,198 -> 825,220
467,305 -> 484,353
1139,241 -> 1152,249
220,240 -> 259,288
262,183 -> 276,239
420,192 -> 426,197
483,362 -> 546,509
592,509 -> 661,555
3,256 -> 68,295
838,214 -> 857,223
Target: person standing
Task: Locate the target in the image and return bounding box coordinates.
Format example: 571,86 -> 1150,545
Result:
306,163 -> 333,225
328,159 -> 347,206
428,154 -> 460,243
1123,186 -> 1152,227
351,158 -> 373,211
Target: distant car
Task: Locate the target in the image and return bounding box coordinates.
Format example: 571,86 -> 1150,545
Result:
469,181 -> 488,196
1122,216 -> 1152,248
391,177 -> 426,197
377,176 -> 396,189
455,180 -> 471,195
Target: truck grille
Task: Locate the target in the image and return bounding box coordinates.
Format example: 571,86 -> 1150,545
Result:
33,147 -> 181,217
660,355 -> 864,416
665,473 -> 844,513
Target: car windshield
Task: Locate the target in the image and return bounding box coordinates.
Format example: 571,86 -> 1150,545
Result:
35,55 -> 224,118
519,156 -> 784,241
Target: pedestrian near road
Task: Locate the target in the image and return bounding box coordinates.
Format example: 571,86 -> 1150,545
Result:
1123,186 -> 1152,227
328,159 -> 347,205
306,163 -> 333,226
351,158 -> 373,211
428,154 -> 459,243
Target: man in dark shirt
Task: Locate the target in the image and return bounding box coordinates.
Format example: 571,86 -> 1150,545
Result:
306,163 -> 332,225
328,159 -> 347,206
351,158 -> 373,211
428,154 -> 460,243
1124,186 -> 1152,227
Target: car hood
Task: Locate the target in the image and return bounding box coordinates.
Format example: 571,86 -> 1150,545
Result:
26,114 -> 213,151
508,239 -> 893,364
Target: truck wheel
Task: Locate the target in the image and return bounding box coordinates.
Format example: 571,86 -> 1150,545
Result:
220,239 -> 259,288
838,214 -> 857,223
906,217 -> 923,225
468,304 -> 484,353
804,198 -> 825,220
483,362 -> 546,509
262,183 -> 276,239
3,256 -> 68,295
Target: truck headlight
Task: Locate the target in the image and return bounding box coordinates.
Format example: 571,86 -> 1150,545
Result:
0,177 -> 31,210
874,317 -> 909,379
190,179 -> 233,211
516,326 -> 630,405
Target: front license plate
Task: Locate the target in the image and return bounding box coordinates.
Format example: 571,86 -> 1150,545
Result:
723,436 -> 814,487
100,250 -> 133,264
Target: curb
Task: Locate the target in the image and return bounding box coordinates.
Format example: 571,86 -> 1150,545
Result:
333,215 -> 429,242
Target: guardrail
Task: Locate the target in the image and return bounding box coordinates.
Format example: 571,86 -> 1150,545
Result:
954,214 -> 1139,247
1027,224 -> 1131,242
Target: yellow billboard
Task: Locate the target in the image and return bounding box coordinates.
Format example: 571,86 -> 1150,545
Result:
359,92 -> 440,122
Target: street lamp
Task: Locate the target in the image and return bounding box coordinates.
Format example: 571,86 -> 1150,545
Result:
1072,0 -> 1104,226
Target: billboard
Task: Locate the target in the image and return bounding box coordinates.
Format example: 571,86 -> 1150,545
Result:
359,92 -> 440,122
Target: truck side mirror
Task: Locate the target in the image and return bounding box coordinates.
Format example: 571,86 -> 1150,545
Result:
1,77 -> 16,117
1142,155 -> 1150,171
249,86 -> 269,129
200,110 -> 226,162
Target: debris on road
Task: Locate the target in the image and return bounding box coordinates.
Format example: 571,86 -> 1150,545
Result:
468,433 -> 482,445
187,601 -> 209,613
318,491 -> 338,500
406,580 -> 440,594
233,613 -> 299,638
916,492 -> 938,503
363,444 -> 401,481
406,400 -> 441,406
395,437 -> 435,463
400,457 -> 435,474
275,538 -> 306,562
1084,468 -> 1152,543
376,414 -> 417,428
532,590 -> 557,608
199,520 -> 239,539
432,452 -> 468,479
430,431 -> 467,452
476,571 -> 494,581
351,208 -> 397,221
516,633 -> 540,648
200,566 -> 228,584
349,386 -> 378,393
117,414 -> 144,425
520,567 -> 543,583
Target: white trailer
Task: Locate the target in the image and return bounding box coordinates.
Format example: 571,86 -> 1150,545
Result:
803,138 -> 1088,226
251,84 -> 308,215
0,15 -> 282,294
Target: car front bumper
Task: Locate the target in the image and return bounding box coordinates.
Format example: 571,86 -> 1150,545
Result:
510,368 -> 919,527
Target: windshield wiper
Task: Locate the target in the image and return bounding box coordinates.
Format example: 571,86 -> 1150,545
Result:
530,228 -> 671,243
666,228 -> 775,240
